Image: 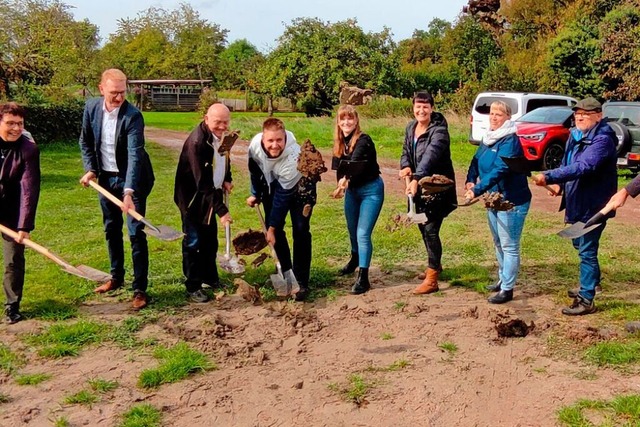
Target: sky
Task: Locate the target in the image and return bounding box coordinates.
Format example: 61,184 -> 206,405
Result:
69,0 -> 469,52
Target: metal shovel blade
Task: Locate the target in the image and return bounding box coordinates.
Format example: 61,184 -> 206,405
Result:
144,224 -> 183,241
501,156 -> 533,174
218,223 -> 245,274
71,265 -> 112,282
557,221 -> 603,239
270,264 -> 289,297
407,195 -> 428,224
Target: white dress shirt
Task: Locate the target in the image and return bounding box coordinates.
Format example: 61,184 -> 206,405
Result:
211,133 -> 226,190
100,103 -> 120,172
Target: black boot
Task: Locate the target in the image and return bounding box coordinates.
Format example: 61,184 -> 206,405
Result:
488,289 -> 513,304
486,279 -> 501,292
351,268 -> 370,295
339,252 -> 359,275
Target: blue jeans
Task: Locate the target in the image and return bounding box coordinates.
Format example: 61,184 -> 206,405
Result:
98,174 -> 149,292
181,214 -> 219,292
572,223 -> 606,302
486,201 -> 530,291
344,177 -> 384,268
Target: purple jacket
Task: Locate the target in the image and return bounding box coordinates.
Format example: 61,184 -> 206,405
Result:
0,135 -> 41,231
626,175 -> 640,198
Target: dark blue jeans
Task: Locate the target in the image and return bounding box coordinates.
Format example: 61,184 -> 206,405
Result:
98,174 -> 148,292
344,177 -> 384,268
263,197 -> 312,288
572,222 -> 606,302
181,213 -> 219,292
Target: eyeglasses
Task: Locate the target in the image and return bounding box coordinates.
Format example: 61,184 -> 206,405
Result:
574,111 -> 599,118
1,120 -> 24,128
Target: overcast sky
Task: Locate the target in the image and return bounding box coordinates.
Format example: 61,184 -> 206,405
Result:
70,0 -> 469,52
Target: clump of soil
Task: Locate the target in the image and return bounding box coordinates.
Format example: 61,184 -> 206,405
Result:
566,325 -> 618,344
251,253 -> 269,268
234,278 -> 262,304
386,214 -> 413,232
233,229 -> 267,255
496,318 -> 534,337
418,174 -> 454,194
482,192 -> 515,211
297,139 -> 327,180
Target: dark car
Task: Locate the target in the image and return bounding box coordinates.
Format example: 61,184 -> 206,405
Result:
602,102 -> 640,173
515,106 -> 573,170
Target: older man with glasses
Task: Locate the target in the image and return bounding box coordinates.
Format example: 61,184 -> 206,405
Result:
0,102 -> 41,324
532,97 -> 618,315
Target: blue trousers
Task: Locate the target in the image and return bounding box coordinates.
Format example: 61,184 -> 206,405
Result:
572,222 -> 606,302
98,174 -> 149,292
344,177 -> 384,268
486,201 -> 530,291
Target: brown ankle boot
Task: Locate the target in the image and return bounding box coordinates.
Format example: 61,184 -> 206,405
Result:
413,268 -> 439,294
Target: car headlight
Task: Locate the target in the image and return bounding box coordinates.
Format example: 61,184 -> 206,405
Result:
519,132 -> 547,142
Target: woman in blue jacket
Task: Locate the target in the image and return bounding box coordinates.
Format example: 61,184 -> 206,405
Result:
331,105 -> 384,294
465,101 -> 532,304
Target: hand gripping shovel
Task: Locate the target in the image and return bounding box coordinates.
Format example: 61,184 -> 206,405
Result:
0,224 -> 110,282
557,204 -> 613,239
404,176 -> 428,224
217,191 -> 245,274
88,180 -> 182,241
255,205 -> 299,297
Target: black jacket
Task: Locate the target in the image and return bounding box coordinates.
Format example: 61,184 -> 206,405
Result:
331,132 -> 380,188
174,122 -> 231,224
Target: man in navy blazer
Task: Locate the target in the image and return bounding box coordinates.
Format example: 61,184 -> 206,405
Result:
79,68 -> 154,310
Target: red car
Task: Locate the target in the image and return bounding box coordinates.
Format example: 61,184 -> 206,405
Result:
515,106 -> 573,170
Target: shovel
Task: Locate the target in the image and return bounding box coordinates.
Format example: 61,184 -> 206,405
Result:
557,204 -> 614,239
458,196 -> 481,207
403,176 -> 428,224
88,180 -> 182,241
254,205 -> 298,297
500,156 -> 559,196
217,191 -> 245,274
0,224 -> 110,282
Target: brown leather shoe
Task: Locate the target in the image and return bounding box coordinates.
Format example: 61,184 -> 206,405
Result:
94,279 -> 122,294
413,268 -> 439,295
132,291 -> 148,310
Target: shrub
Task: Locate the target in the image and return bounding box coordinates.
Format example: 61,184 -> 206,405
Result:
23,100 -> 85,144
358,96 -> 412,119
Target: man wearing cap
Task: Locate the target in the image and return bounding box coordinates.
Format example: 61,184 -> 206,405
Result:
532,97 -> 617,315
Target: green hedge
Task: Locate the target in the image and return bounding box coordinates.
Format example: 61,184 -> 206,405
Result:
24,100 -> 84,144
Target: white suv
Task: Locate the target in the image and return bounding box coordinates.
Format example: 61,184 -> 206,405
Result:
469,92 -> 577,144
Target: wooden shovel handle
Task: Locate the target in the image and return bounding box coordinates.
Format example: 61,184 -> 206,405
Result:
88,180 -> 144,221
0,223 -> 72,269
254,205 -> 280,265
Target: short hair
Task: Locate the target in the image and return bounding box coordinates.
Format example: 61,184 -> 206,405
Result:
491,101 -> 512,117
413,91 -> 434,106
262,117 -> 285,132
101,68 -> 127,84
0,102 -> 26,120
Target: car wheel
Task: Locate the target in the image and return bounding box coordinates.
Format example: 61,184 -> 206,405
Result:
542,143 -> 564,170
607,122 -> 631,155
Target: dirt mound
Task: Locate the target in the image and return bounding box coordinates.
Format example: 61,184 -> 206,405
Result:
232,229 -> 267,255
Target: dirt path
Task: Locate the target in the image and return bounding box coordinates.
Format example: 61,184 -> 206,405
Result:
146,127 -> 640,224
0,127 -> 637,427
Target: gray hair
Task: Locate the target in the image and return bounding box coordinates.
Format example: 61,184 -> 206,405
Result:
491,101 -> 512,117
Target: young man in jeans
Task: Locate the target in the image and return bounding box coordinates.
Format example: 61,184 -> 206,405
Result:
533,97 -> 617,315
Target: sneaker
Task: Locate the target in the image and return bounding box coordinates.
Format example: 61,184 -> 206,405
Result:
562,297 -> 596,316
567,285 -> 602,299
4,307 -> 23,324
132,291 -> 148,310
188,289 -> 210,303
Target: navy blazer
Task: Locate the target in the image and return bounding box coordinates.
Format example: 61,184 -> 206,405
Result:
79,98 -> 154,196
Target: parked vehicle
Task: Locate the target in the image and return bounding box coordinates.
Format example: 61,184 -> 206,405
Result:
602,101 -> 640,173
515,106 -> 573,170
469,92 -> 577,145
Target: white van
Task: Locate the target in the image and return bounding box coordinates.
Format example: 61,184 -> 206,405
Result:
469,92 -> 577,144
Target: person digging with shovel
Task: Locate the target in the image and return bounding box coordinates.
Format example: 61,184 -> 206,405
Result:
174,103 -> 233,303
0,103 -> 40,324
532,97 -> 617,316
465,101 -> 532,305
399,91 -> 457,295
247,118 -> 314,302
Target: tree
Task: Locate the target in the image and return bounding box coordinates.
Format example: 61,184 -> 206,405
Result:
0,0 -> 100,100
218,39 -> 264,90
255,18 -> 399,115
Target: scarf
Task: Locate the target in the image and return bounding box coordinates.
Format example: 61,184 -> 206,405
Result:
482,120 -> 517,146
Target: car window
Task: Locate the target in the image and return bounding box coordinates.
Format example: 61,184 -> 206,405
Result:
474,97 -> 519,115
517,108 -> 573,124
603,105 -> 640,126
526,98 -> 571,112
